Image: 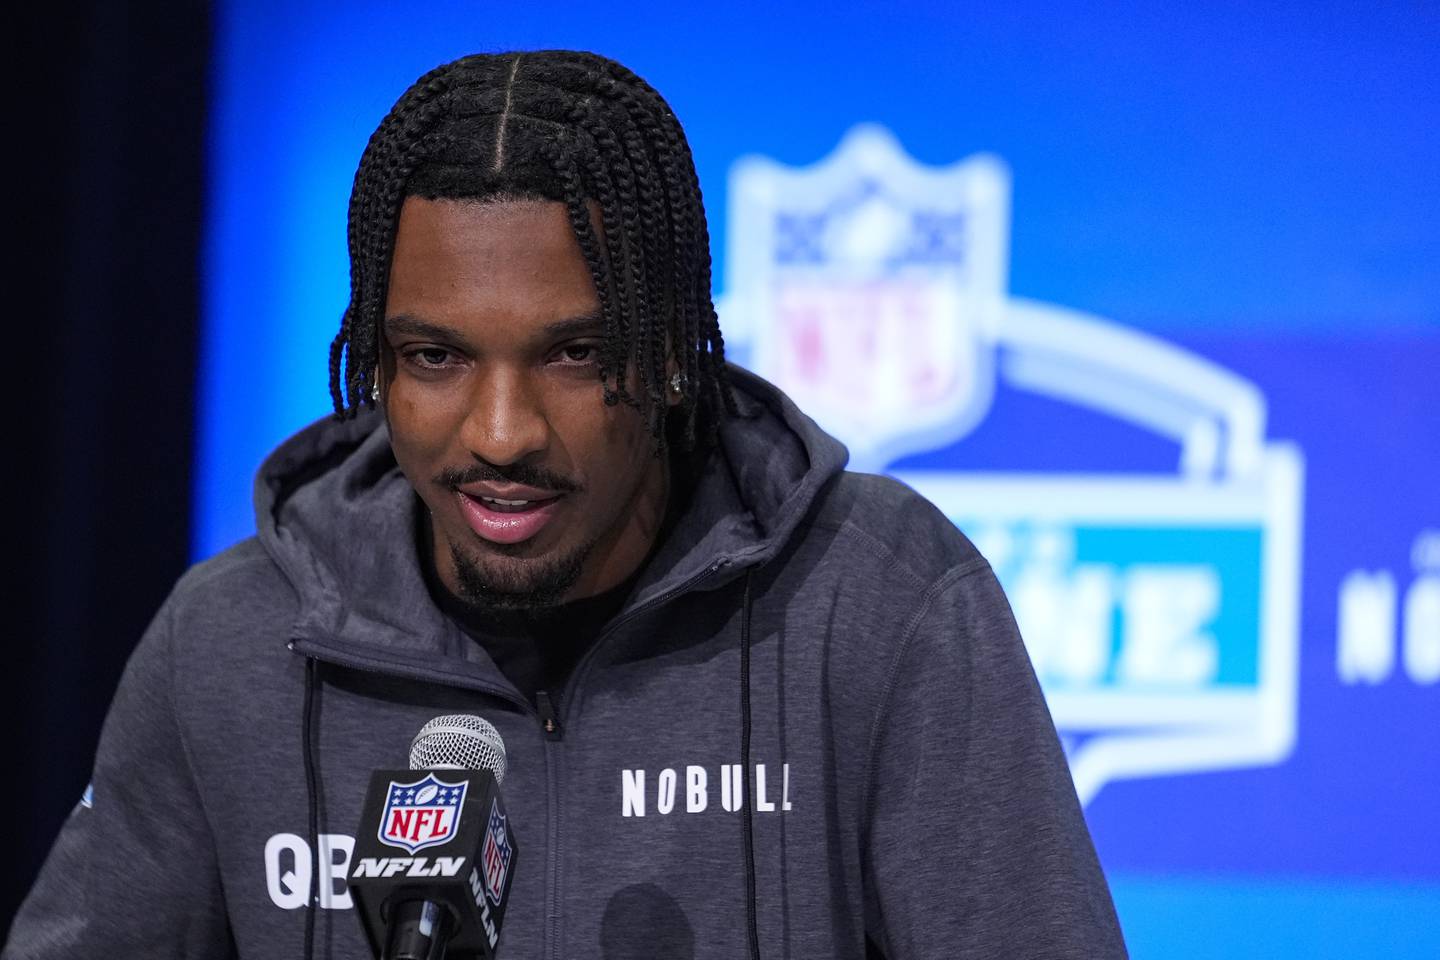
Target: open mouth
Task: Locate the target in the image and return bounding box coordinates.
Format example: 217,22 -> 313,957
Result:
456,491 -> 564,545
472,495 -> 557,514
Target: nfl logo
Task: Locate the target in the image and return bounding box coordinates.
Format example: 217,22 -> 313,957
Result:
480,798 -> 513,905
378,773 -> 468,854
728,124 -> 1009,473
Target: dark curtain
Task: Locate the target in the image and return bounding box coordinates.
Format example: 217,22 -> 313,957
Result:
9,0 -> 211,935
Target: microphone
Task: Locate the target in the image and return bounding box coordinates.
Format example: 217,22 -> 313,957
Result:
349,715 -> 520,959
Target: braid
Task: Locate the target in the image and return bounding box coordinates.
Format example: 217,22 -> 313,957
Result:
583,61 -> 738,438
330,50 -> 733,452
327,320 -> 348,412
569,96 -> 669,417
345,87 -> 466,407
339,82 -> 447,407
546,131 -> 625,406
568,108 -> 639,405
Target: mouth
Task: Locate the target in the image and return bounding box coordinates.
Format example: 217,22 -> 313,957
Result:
455,490 -> 565,546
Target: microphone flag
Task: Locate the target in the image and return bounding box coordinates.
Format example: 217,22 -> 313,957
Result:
349,768 -> 518,959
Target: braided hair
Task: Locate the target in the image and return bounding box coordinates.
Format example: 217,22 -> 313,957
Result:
329,50 -> 734,451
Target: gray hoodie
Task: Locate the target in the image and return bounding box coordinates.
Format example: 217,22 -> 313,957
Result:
8,368 -> 1125,959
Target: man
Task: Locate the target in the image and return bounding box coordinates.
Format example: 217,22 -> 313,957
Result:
8,50 -> 1126,958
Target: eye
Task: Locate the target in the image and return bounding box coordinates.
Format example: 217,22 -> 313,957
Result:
405,347 -> 453,369
553,343 -> 599,365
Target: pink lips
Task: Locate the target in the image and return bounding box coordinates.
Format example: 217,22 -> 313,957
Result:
456,490 -> 563,545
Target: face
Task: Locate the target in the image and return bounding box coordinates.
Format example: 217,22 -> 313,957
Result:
380,197 -> 674,610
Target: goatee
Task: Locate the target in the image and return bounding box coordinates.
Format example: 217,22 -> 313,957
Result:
449,540 -> 592,612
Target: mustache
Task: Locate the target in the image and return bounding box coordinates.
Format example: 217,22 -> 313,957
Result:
434,461 -> 582,494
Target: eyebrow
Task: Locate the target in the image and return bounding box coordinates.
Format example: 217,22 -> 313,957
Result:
541,314 -> 605,339
383,314 -> 460,342
383,312 -> 606,343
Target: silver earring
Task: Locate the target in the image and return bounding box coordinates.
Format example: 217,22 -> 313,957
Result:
371,380 -> 381,402
670,372 -> 684,394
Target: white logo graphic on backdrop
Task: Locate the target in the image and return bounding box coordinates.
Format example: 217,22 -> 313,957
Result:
721,126 -> 1306,804
726,127 -> 1006,471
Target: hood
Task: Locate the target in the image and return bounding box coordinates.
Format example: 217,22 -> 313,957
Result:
253,365 -> 848,670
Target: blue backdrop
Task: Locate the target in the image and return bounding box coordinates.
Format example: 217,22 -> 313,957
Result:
198,3 -> 1440,955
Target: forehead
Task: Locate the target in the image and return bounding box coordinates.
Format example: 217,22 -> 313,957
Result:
385,197 -> 599,332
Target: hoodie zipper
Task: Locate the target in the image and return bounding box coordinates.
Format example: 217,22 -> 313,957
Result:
532,689 -> 564,960
535,690 -> 563,740
536,558 -> 737,960
435,556 -> 729,960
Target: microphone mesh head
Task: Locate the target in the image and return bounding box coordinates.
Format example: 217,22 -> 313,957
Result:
409,714 -> 507,784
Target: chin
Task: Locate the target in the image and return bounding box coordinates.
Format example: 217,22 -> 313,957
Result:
449,540 -> 591,611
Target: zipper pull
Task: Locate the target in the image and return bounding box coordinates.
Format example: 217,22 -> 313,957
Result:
535,690 -> 564,741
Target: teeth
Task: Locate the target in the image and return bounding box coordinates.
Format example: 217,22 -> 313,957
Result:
482,497 -> 531,506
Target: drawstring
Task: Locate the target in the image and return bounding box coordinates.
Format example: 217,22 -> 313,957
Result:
302,656 -> 321,960
739,569 -> 761,960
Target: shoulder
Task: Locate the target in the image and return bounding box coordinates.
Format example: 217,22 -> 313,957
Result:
762,473 -> 1017,784
800,470 -> 988,590
100,537 -> 300,748
765,470 -> 1004,684
170,536 -> 295,612
155,536 -> 299,657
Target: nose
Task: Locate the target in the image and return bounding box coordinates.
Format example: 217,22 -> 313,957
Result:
460,366 -> 550,466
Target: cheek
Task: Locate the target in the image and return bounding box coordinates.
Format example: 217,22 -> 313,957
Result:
600,404 -> 655,464
561,400 -> 653,485
386,391 -> 466,473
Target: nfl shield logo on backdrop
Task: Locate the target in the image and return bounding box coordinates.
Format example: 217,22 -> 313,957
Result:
378,773 -> 468,854
481,798 -> 513,905
728,124 -> 1010,472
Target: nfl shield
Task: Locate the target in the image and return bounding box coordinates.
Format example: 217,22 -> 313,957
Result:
377,773 -> 468,854
481,798 -> 513,905
729,124 -> 1009,472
